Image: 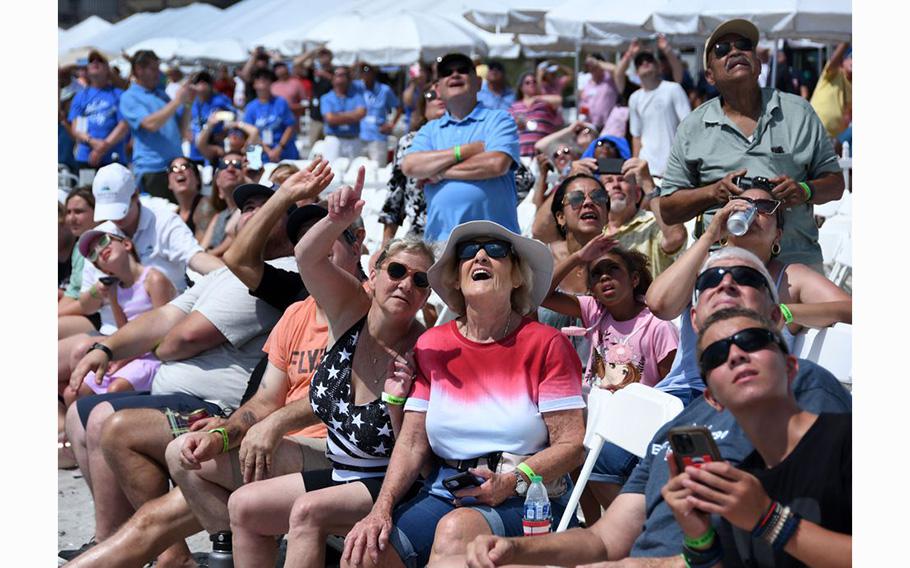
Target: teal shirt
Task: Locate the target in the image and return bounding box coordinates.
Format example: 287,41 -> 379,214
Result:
64,248 -> 85,299
661,88 -> 840,266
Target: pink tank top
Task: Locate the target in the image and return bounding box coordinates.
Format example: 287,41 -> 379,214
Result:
116,267 -> 156,322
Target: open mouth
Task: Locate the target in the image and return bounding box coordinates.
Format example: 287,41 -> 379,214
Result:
471,268 -> 492,281
727,57 -> 751,71
579,211 -> 599,221
175,174 -> 187,183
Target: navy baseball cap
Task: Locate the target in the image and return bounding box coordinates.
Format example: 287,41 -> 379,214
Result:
233,183 -> 275,210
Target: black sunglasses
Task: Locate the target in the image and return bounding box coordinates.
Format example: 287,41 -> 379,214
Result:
424,90 -> 439,102
730,196 -> 781,215
700,327 -> 788,374
694,265 -> 769,296
553,147 -> 573,159
438,64 -> 472,78
386,261 -> 429,288
169,163 -> 190,174
456,239 -> 513,260
564,188 -> 609,210
713,38 -> 754,59
219,158 -> 244,170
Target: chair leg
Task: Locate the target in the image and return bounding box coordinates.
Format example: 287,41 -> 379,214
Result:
556,437 -> 604,533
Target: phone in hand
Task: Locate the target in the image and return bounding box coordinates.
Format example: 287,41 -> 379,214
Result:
668,426 -> 722,470
443,471 -> 484,492
246,144 -> 264,171
596,157 -> 625,175
213,110 -> 236,123
98,276 -> 118,286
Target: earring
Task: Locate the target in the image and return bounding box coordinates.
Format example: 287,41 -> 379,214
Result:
771,242 -> 781,257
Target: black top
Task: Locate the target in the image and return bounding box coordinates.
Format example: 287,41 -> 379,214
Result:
248,264 -> 308,312
309,77 -> 332,122
722,413 -> 852,567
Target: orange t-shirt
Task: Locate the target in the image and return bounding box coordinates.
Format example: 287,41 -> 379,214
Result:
263,296 -> 329,438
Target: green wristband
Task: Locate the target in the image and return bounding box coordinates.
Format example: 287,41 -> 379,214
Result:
779,303 -> 794,325
209,427 -> 229,454
89,286 -> 101,299
381,392 -> 407,406
683,526 -> 716,550
798,181 -> 813,203
454,144 -> 462,163
516,462 -> 536,481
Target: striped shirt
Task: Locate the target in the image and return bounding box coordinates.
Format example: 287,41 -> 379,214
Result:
509,99 -> 564,156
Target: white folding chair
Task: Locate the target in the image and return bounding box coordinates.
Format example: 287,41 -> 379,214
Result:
556,384 -> 684,532
308,139 -> 327,160
794,323 -> 852,387
828,243 -> 852,288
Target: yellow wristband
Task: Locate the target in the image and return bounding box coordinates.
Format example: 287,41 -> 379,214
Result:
209,427 -> 229,454
516,462 -> 536,481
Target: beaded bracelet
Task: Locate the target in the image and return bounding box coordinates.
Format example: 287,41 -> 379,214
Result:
772,509 -> 802,552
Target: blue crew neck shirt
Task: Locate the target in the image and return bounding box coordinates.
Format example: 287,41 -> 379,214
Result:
320,88 -> 366,138
354,80 -> 400,142
119,84 -> 184,175
68,86 -> 127,164
476,82 -> 516,112
189,93 -> 235,163
405,103 -> 521,242
243,96 -> 300,161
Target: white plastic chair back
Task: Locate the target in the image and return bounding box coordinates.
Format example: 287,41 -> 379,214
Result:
308,139 -> 327,160
828,243 -> 852,288
557,384 -> 683,532
794,323 -> 852,386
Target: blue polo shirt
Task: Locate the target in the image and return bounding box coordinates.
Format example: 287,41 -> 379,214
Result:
476,83 -> 516,112
406,103 -> 520,242
320,88 -> 366,138
68,86 -> 127,164
243,96 -> 299,161
189,93 -> 235,163
354,80 -> 400,142
119,84 -> 184,175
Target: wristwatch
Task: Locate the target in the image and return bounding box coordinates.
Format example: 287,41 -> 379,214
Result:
89,342 -> 114,361
514,471 -> 529,497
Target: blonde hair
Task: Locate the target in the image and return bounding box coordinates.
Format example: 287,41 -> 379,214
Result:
269,163 -> 300,186
440,249 -> 535,316
374,237 -> 437,272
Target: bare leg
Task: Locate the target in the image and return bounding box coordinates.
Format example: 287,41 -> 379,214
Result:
66,488 -> 202,568
229,474 -> 308,568
58,333 -> 94,389
59,314 -> 96,339
83,402 -> 134,540
588,481 -> 623,512
427,508 -> 493,567
570,467 -> 602,525
285,482 -> 375,568
65,402 -> 93,490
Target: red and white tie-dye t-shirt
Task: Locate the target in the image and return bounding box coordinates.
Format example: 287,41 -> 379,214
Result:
406,317 -> 585,497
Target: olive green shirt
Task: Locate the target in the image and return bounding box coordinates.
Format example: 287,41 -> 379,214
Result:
661,88 -> 840,266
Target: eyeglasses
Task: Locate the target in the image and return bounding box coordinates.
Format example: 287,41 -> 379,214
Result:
220,159 -> 244,170
455,239 -> 513,260
438,64 -> 472,78
424,90 -> 439,102
87,234 -> 122,263
553,147 -> 573,159
700,327 -> 788,374
713,38 -> 754,60
563,188 -> 609,210
385,261 -> 430,288
729,196 -> 781,215
694,265 -> 769,297
169,163 -> 190,174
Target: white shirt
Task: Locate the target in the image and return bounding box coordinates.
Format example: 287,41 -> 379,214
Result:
629,80 -> 691,176
81,201 -> 203,334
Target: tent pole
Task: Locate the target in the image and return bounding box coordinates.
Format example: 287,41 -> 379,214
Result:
770,39 -> 778,89
574,38 -> 581,122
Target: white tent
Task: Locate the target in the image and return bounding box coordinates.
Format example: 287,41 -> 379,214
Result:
545,0 -> 672,43
124,37 -> 249,63
462,0 -> 558,35
59,15 -> 113,54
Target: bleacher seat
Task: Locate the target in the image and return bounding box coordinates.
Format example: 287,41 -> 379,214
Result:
792,323 -> 852,387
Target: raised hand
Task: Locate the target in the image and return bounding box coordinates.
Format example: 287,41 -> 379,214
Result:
277,158 -> 334,203
576,233 -> 619,263
327,166 -> 366,225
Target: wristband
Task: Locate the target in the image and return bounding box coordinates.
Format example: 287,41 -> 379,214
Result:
798,181 -> 813,203
89,342 -> 113,361
683,527 -> 716,550
516,462 -> 536,482
682,538 -> 723,568
209,427 -> 229,454
751,500 -> 777,537
772,509 -> 801,552
381,392 -> 407,406
454,144 -> 462,163
89,286 -> 101,299
779,303 -> 794,325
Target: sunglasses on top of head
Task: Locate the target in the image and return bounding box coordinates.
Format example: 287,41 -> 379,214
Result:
699,327 -> 788,374
385,262 -> 430,288
455,239 -> 513,260
729,195 -> 781,215
694,265 -> 770,297
713,38 -> 754,59
438,64 -> 472,79
563,188 -> 609,210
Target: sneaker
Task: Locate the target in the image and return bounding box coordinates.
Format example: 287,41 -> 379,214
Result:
58,537 -> 97,560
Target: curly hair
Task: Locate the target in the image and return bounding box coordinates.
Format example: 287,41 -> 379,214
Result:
588,246 -> 652,297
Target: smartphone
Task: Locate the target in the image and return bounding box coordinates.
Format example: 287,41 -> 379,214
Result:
668,426 -> 722,470
98,276 -> 118,286
246,144 -> 263,171
213,110 -> 236,123
442,471 -> 484,492
596,157 -> 625,175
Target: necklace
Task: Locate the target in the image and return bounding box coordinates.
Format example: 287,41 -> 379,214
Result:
501,311 -> 514,340
364,330 -> 408,385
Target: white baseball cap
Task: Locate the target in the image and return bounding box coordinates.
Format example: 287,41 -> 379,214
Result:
92,163 -> 137,222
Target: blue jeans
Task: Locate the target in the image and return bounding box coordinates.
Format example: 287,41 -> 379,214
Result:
589,441 -> 640,484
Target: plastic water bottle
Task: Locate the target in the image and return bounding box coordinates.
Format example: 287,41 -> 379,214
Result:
727,205 -> 757,237
208,531 -> 234,568
522,475 -> 551,536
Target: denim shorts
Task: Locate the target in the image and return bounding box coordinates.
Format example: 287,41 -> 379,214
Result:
75,390 -> 225,434
589,441 -> 641,485
389,480 -> 576,568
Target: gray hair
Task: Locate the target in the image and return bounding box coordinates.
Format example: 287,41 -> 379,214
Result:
698,246 -> 779,305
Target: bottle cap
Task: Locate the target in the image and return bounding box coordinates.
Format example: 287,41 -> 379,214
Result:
530,475 -> 543,482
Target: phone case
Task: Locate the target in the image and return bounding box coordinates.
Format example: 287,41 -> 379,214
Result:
668,426 -> 722,470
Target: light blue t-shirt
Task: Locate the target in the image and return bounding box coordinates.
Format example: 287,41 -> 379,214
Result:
319,88 -> 366,138
652,308 -> 702,395
189,93 -> 235,163
354,80 -> 400,142
119,84 -> 184,175
476,83 -> 516,112
68,86 -> 127,164
243,96 -> 299,161
405,103 -> 521,242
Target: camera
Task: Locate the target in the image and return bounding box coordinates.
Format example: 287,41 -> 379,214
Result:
732,175 -> 773,190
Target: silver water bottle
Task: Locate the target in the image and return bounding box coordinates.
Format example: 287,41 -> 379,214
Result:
208,531 -> 234,568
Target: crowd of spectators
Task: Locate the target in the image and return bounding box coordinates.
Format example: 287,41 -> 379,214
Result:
57,17 -> 852,568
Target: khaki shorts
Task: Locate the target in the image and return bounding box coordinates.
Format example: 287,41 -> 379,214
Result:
289,435 -> 331,471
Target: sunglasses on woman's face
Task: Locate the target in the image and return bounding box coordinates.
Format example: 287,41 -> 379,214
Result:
694,265 -> 769,296
729,196 -> 781,215
713,38 -> 754,60
553,147 -> 573,160
385,262 -> 430,288
700,327 -> 788,373
220,159 -> 244,170
563,188 -> 609,210
424,90 -> 439,102
88,234 -> 122,263
456,239 -> 513,260
169,163 -> 190,174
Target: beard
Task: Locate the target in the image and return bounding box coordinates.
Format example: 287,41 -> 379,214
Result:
610,196 -> 630,214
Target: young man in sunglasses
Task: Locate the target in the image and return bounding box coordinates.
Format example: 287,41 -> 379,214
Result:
401,52 -> 521,243
465,246 -> 850,568
659,19 -> 845,271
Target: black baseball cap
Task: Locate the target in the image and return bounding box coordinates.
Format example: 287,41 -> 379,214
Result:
233,183 -> 275,211
487,60 -> 505,72
437,53 -> 475,77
